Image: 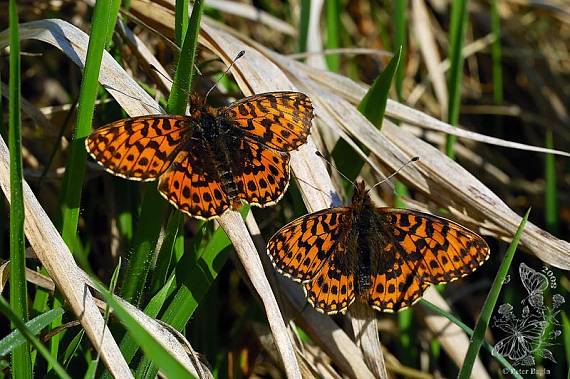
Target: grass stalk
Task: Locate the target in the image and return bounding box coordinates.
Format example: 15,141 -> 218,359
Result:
445,0 -> 469,159
457,208 -> 530,379
544,129 -> 558,234
490,0 -> 503,104
8,0 -> 32,375
325,0 -> 340,71
393,0 -> 407,101
174,0 -> 189,47
298,0 -> 311,53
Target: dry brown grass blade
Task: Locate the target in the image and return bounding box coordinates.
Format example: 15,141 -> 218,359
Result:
0,138 -> 132,377
411,0 -> 448,118
206,0 -> 296,36
348,302 -> 388,378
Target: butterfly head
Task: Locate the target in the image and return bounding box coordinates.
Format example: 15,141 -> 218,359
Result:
189,93 -> 218,119
351,180 -> 373,210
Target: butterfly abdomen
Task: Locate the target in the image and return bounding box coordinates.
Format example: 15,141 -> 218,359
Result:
200,116 -> 244,206
354,209 -> 373,297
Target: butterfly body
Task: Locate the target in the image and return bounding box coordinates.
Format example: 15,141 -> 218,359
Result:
86,92 -> 313,219
267,180 -> 490,314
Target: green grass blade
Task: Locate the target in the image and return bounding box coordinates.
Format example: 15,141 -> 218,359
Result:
161,224 -> 233,328
445,0 -> 469,159
8,0 -> 32,375
544,129 -> 558,234
332,47 -> 402,183
92,283 -> 196,379
458,208 -> 530,379
148,212 -> 183,295
298,0 -> 311,53
0,297 -> 70,379
392,0 -> 406,101
325,0 -> 340,71
419,299 -> 522,379
121,0 -> 204,306
167,0 -> 204,114
120,192 -> 167,304
358,46 -> 402,129
490,0 -> 503,104
562,312 -> 570,374
0,308 -> 65,356
174,0 -> 189,47
62,331 -> 84,369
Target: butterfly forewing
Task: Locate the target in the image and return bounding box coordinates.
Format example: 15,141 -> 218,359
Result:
267,208 -> 351,283
222,92 -> 313,151
375,209 -> 490,284
232,139 -> 291,207
86,115 -> 191,181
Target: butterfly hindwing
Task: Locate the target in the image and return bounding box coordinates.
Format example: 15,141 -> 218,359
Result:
86,115 -> 191,181
368,249 -> 430,312
157,139 -> 231,220
267,208 -> 351,283
221,92 -> 313,151
232,139 -> 290,207
303,254 -> 355,314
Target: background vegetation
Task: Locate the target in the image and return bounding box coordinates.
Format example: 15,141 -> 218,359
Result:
0,0 -> 569,378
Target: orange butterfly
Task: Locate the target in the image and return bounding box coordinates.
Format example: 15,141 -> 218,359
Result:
86,92 -> 313,219
267,180 -> 490,314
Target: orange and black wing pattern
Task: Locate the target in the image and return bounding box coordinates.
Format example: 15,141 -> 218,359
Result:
157,138 -> 231,220
221,92 -> 313,151
303,253 -> 355,314
267,208 -> 351,283
368,208 -> 490,312
86,115 -> 191,181
231,139 -> 290,207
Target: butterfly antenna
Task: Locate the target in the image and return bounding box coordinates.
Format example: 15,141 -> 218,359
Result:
367,156 -> 419,193
315,151 -> 355,186
204,50 -> 246,102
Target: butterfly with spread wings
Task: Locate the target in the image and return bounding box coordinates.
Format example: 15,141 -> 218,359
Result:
267,180 -> 490,314
86,92 -> 313,220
